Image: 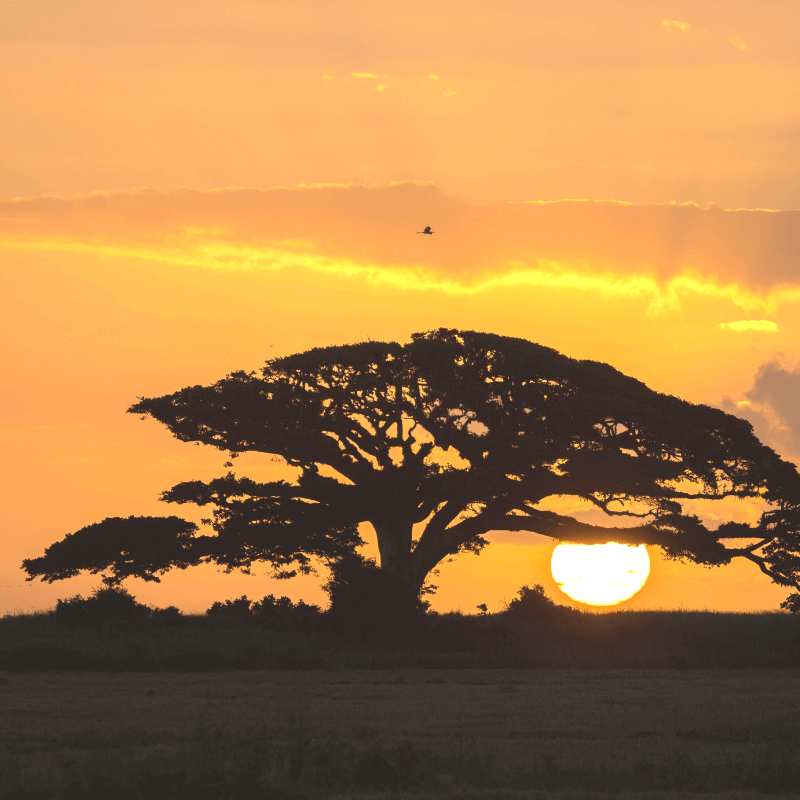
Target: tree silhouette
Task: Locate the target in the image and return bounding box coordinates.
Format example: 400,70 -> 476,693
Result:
23,329 -> 800,616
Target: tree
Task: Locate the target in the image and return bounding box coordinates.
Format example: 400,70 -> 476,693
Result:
23,329 -> 800,617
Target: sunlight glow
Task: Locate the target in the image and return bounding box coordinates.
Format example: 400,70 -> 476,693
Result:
719,320 -> 778,332
5,233 -> 800,317
551,543 -> 650,606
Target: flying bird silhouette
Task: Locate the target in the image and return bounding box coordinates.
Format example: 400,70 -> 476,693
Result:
417,225 -> 434,234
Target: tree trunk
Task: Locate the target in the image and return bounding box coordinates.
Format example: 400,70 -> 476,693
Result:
347,518 -> 424,628
327,517 -> 449,643
372,518 -> 414,581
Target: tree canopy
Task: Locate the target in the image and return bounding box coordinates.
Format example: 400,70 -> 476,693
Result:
23,329 -> 800,612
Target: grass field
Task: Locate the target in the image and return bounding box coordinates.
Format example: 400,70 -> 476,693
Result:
2,609 -> 800,671
2,668 -> 799,799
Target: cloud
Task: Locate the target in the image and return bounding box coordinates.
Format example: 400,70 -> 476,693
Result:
722,360 -> 800,459
2,183 -> 800,314
745,361 -> 800,454
376,83 -> 387,92
729,37 -> 747,52
351,72 -> 380,78
719,320 -> 778,332
662,20 -> 692,33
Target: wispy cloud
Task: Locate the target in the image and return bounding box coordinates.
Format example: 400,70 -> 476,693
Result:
662,19 -> 692,33
351,72 -> 380,78
729,36 -> 747,52
3,184 -> 800,316
719,320 -> 778,332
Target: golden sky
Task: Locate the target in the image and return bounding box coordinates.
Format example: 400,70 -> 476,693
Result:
2,1 -> 800,614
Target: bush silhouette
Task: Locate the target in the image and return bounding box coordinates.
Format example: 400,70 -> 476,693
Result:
150,605 -> 184,623
205,594 -> 322,628
324,553 -> 430,642
251,594 -> 321,628
780,594 -> 800,613
504,584 -> 562,619
205,595 -> 254,619
54,585 -> 153,623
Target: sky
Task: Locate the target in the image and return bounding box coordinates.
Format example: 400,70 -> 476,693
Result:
2,0 -> 800,614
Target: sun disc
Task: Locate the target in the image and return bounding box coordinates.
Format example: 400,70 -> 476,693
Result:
551,542 -> 650,606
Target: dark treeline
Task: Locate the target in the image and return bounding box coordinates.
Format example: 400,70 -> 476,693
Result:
1,585 -> 799,672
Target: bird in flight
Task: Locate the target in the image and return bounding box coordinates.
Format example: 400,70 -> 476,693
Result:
417,225 -> 434,234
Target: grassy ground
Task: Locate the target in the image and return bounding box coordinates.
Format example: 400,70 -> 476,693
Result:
2,609 -> 800,671
1,669 -> 799,799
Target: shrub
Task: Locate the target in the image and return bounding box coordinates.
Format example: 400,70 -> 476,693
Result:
780,592 -> 800,613
204,594 -> 323,629
503,584 -> 559,619
324,554 -> 429,642
53,585 -> 152,624
150,605 -> 185,623
252,594 -> 322,628
205,595 -> 254,619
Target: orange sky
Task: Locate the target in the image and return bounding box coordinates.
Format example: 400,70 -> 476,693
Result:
2,1 -> 800,614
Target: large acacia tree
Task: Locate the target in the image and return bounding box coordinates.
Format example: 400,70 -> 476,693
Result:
24,329 -> 800,611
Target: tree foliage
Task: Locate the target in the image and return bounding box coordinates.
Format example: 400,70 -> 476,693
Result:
23,329 -> 800,613
23,516 -> 204,585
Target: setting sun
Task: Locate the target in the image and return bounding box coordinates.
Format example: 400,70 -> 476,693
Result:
551,543 -> 651,606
